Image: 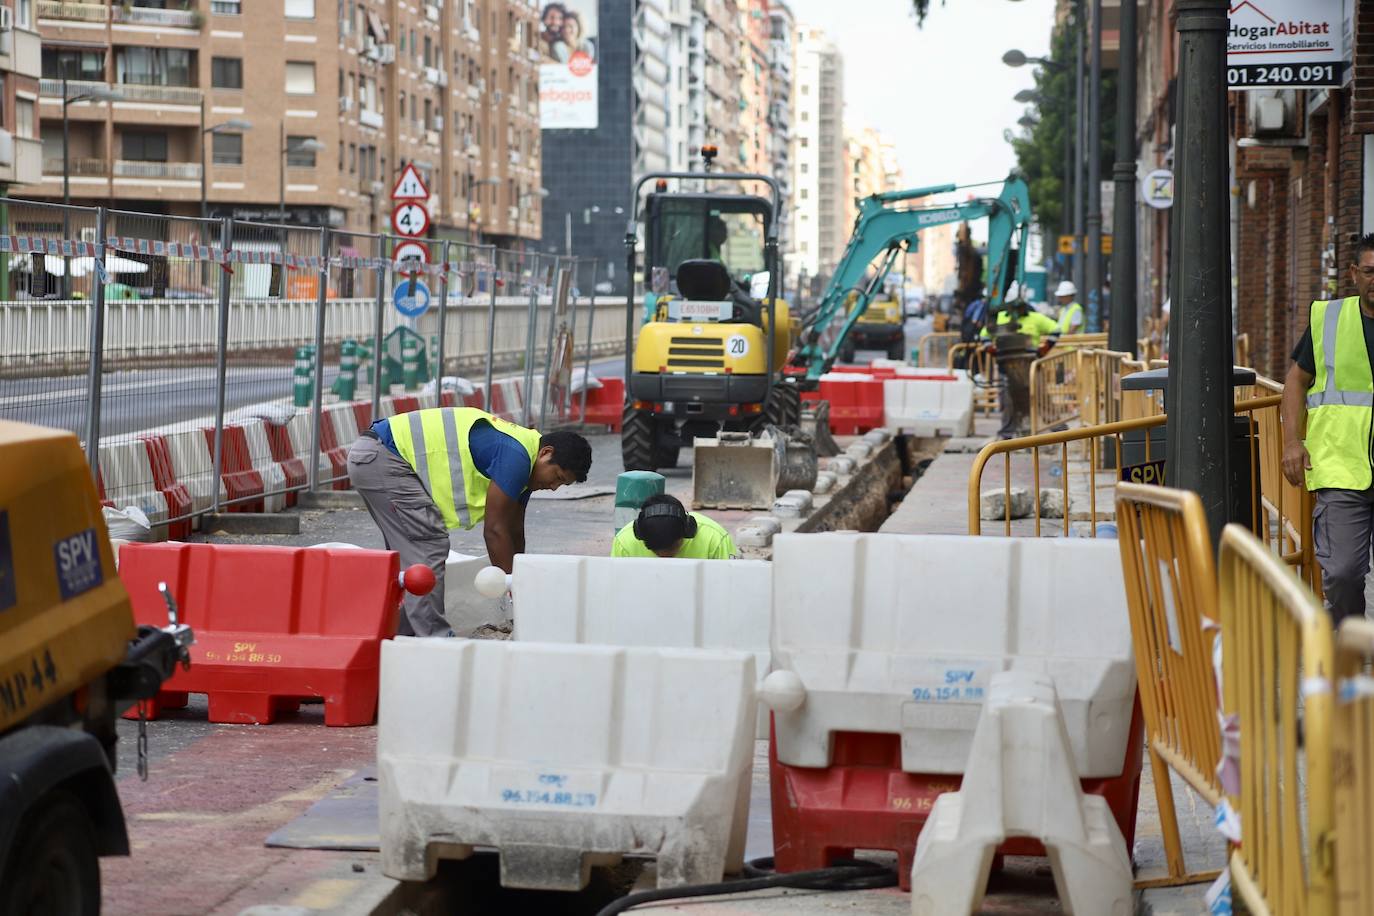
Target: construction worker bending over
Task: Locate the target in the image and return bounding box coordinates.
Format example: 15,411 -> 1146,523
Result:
981,290 -> 1061,439
1282,233 -> 1374,624
348,407 -> 593,636
612,494 -> 737,559
979,291 -> 1061,354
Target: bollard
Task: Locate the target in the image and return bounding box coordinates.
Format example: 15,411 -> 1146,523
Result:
335,338 -> 358,401
614,470 -> 665,536
402,335 -> 420,392
293,345 -> 315,408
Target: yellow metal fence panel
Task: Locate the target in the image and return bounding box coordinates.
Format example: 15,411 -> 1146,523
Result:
1220,524 -> 1334,916
1334,619 -> 1374,916
1115,483 -> 1224,888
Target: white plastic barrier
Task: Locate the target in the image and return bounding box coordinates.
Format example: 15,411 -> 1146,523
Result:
325,402 -> 362,449
882,369 -> 974,437
237,418 -> 288,513
159,425 -> 224,517
763,533 -> 1136,778
444,549 -> 502,633
910,671 -> 1132,915
510,554 -> 773,737
286,412 -> 332,483
378,638 -> 756,890
97,439 -> 169,534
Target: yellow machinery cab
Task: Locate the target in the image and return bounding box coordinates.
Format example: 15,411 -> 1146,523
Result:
0,420 -> 191,911
622,162 -> 799,471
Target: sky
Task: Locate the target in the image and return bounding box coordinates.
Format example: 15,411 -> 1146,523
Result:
784,0 -> 1057,190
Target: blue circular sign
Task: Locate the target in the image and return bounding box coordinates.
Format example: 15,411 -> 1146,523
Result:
393,280 -> 431,318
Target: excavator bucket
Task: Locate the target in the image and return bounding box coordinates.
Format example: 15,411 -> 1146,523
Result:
798,400 -> 841,457
692,431 -> 778,510
773,425 -> 819,494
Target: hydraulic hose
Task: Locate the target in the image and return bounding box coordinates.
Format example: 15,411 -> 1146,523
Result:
592,856 -> 897,916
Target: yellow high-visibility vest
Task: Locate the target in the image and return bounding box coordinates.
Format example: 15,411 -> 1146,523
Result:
1306,296 -> 1374,491
980,309 -> 1060,346
388,407 -> 542,529
1058,302 -> 1084,334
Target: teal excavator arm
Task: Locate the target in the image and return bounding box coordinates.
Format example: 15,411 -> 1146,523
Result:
792,174 -> 1032,382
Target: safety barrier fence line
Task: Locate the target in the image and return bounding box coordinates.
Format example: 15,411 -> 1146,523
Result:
1334,619 -> 1374,915
1219,524 -> 1335,916
1115,484 -> 1224,889
966,394 -> 1320,592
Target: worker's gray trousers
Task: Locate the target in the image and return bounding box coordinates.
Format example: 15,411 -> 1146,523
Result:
346,435 -> 452,637
1312,486 -> 1374,626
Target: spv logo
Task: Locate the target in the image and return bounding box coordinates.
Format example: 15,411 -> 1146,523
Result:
54,528 -> 103,600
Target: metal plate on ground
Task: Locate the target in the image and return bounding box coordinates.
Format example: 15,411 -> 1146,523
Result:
264,767 -> 381,851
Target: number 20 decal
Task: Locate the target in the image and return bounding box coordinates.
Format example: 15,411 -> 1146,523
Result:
726,334 -> 749,358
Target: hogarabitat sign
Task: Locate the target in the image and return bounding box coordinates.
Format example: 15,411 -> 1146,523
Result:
1227,0 -> 1347,88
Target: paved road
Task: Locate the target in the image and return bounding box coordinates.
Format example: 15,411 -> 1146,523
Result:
0,356 -> 627,440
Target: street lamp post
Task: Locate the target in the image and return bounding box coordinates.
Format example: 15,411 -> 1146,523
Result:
1167,0 -> 1234,543
1108,0 -> 1138,355
60,77 -> 120,298
279,125 -> 326,225
1004,52 -> 1070,291
1085,0 -> 1103,332
199,101 -> 251,221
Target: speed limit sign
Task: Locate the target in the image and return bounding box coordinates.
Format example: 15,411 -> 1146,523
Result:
392,202 -> 430,237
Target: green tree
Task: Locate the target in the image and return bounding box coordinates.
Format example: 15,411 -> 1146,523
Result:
1009,20 -> 1116,241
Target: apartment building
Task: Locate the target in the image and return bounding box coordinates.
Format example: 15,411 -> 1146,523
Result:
18,0 -> 542,244
0,2 -> 42,191
789,24 -> 842,283
735,0 -> 766,175
843,122 -> 899,227
767,0 -> 792,254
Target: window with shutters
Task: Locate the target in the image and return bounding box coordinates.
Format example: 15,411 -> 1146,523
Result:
285,61 -> 316,95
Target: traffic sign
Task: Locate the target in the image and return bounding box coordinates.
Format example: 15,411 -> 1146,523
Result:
1141,169 -> 1174,210
392,239 -> 430,266
392,202 -> 430,237
393,279 -> 431,318
1057,235 -> 1113,255
391,163 -> 430,201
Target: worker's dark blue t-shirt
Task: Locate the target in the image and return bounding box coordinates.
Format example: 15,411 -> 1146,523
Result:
372,417 -> 532,504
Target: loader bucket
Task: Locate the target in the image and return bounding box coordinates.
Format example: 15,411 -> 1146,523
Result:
798,400 -> 840,457
692,431 -> 778,510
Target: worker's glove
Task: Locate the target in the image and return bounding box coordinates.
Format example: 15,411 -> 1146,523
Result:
1037,341 -> 1052,358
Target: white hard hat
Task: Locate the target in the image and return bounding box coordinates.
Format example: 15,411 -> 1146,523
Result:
1004,281 -> 1021,300
1055,280 -> 1077,297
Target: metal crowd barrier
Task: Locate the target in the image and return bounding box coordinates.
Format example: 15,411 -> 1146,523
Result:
1115,483 -> 1224,888
1219,523 -> 1335,915
1334,619 -> 1374,914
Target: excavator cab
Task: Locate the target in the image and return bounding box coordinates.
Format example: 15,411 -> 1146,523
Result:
621,160 -> 796,473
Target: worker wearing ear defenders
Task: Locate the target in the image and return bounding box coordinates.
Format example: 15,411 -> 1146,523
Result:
611,494 -> 737,559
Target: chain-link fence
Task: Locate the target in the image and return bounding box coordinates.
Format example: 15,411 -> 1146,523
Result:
0,197 -> 625,534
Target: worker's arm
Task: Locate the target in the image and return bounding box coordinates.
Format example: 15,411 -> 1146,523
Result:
482,483 -> 523,574
1281,361 -> 1314,486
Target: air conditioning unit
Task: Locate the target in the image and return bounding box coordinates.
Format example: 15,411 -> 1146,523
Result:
436,68 -> 449,87
432,114 -> 444,130
376,43 -> 396,65
339,96 -> 354,113
1246,89 -> 1299,138
476,77 -> 486,92
0,7 -> 13,31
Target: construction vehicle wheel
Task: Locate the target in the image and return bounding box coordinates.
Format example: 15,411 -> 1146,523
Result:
888,339 -> 907,361
0,791 -> 100,916
653,440 -> 680,469
622,405 -> 657,472
758,381 -> 801,431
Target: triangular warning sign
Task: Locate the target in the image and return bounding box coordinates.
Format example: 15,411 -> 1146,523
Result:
391,163 -> 429,201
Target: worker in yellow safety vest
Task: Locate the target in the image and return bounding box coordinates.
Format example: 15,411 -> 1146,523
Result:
979,287 -> 1061,351
981,285 -> 1061,439
1283,234 -> 1374,625
347,407 -> 593,636
612,495 -> 738,559
1054,281 -> 1084,334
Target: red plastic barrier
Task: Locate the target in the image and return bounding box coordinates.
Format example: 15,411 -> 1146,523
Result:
95,468 -> 115,509
264,423 -> 307,507
462,390 -> 485,409
390,395 -> 421,415
316,410 -> 351,491
140,435 -> 193,538
816,378 -> 884,435
118,542 -> 403,726
768,702 -> 1144,890
577,377 -> 625,431
201,426 -> 265,511
351,401 -> 373,431
439,391 -> 457,408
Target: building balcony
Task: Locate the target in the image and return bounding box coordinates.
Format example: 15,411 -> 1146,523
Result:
44,156 -> 108,177
113,159 -> 202,180
359,108 -> 385,129
40,79 -> 202,108
37,1 -> 107,22
112,4 -> 203,29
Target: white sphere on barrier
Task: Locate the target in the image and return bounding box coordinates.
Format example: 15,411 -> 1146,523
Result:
474,565 -> 512,598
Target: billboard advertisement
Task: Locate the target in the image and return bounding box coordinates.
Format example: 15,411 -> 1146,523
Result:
1227,0 -> 1347,89
539,1 -> 598,129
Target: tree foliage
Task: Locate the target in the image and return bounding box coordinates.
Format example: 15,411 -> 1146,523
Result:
1009,20 -> 1116,239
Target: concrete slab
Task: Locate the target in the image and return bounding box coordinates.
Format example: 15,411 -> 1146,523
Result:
200,512 -> 302,535
297,491 -> 366,510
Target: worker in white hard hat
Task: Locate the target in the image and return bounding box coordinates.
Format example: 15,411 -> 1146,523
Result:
1055,280 -> 1084,334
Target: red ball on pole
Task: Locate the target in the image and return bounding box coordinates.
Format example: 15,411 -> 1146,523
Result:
401,564 -> 436,596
